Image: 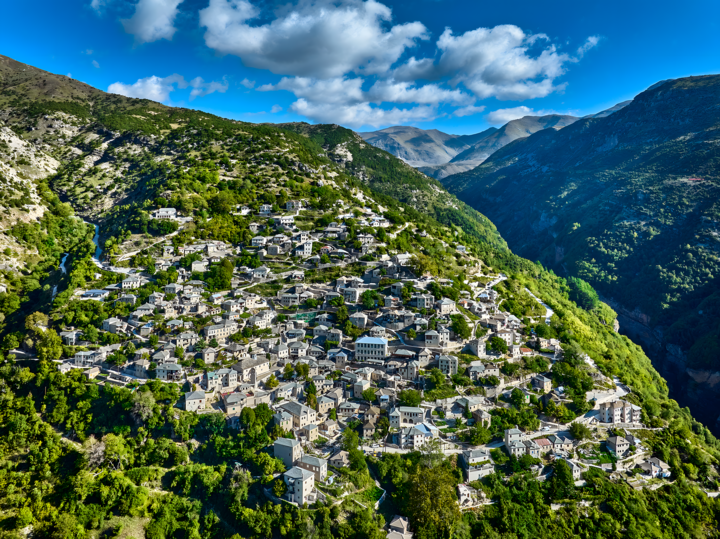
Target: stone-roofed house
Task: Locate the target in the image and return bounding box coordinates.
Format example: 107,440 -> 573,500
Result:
274,437 -> 303,468
607,435 -> 631,457
298,455 -> 328,482
640,457 -> 671,478
504,427 -> 525,457
387,515 -> 413,539
598,399 -> 641,424
278,401 -> 317,428
532,374 -> 552,393
329,450 -> 350,468
223,392 -> 249,415
389,406 -> 424,428
283,466 -> 315,505
232,356 -> 270,382
185,390 -> 206,412
461,449 -> 494,481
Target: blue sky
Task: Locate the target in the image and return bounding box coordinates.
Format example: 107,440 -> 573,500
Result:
2,0 -> 719,133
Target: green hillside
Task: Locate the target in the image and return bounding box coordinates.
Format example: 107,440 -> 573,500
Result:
443,75 -> 720,427
277,123 -> 507,250
1,55 -> 720,539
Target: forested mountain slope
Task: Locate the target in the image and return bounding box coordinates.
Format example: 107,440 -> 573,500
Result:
419,114 -> 579,179
443,75 -> 720,430
277,122 -> 506,249
0,54 -> 719,539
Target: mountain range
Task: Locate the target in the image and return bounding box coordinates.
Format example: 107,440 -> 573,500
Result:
360,103 -> 630,179
441,75 -> 720,431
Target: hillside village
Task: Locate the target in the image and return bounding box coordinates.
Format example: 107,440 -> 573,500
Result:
0,58 -> 718,538
36,186 -> 673,516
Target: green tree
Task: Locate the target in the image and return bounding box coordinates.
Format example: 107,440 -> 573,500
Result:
406,465 -> 461,539
510,388 -> 525,409
336,305 -> 349,324
360,289 -> 379,309
569,421 -> 592,440
568,276 -> 600,311
272,478 -> 287,498
399,389 -> 422,407
488,336 -> 508,354
36,329 -> 63,361
548,459 -> 576,500
450,315 -> 471,340
362,388 -> 376,403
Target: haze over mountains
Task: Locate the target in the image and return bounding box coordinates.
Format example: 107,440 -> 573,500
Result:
361,104 -> 629,179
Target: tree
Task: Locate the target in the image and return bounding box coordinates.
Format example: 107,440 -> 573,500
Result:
450,315 -> 471,340
240,407 -> 256,427
342,427 -> 360,451
265,374 -> 280,389
510,388 -> 526,409
548,459 -> 576,500
401,283 -> 414,303
360,289 -> 379,309
283,363 -> 294,380
335,305 -> 349,324
25,311 -> 49,332
210,190 -> 236,214
466,425 -> 492,446
272,478 -> 287,498
36,329 -> 63,361
103,434 -> 129,469
329,408 -> 337,420
399,389 -> 422,407
569,421 -> 592,441
132,390 -> 156,424
295,363 -> 309,378
488,336 -> 508,354
407,328 -> 417,340
362,388 -> 376,403
406,465 -> 461,539
568,276 -> 600,311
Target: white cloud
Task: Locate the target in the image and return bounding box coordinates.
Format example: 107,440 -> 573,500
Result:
121,0 -> 183,44
485,106 -> 556,124
260,76 -> 438,127
365,80 -> 473,105
577,35 -> 600,58
188,76 -> 229,100
108,74 -> 187,101
260,77 -> 365,105
196,0 -> 597,128
92,60 -> 100,68
452,105 -> 486,117
82,49 -> 94,55
292,99 -> 436,127
90,0 -> 108,13
270,105 -> 283,113
67,73 -> 73,78
199,0 -> 428,79
108,74 -> 228,102
393,24 -> 591,101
